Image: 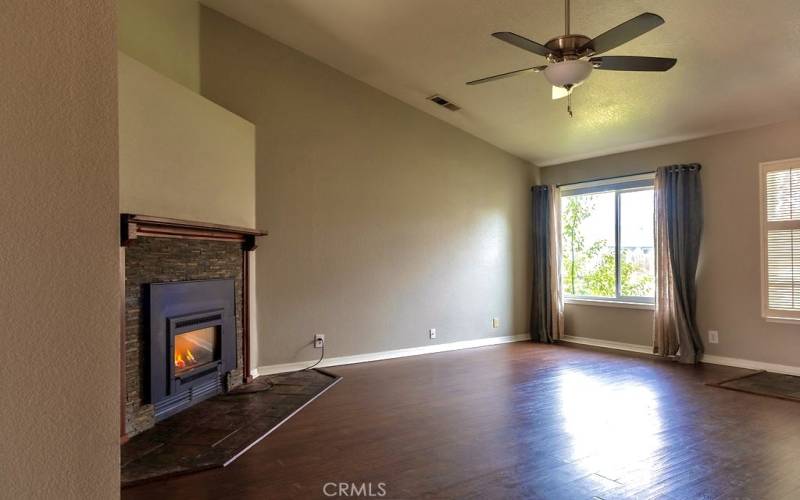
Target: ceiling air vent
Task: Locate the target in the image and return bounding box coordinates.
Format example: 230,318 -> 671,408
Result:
427,95 -> 461,111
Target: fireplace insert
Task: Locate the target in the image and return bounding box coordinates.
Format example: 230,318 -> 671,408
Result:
174,324 -> 218,376
148,279 -> 236,420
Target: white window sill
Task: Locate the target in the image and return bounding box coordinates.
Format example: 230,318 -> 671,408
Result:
564,297 -> 655,311
765,315 -> 800,325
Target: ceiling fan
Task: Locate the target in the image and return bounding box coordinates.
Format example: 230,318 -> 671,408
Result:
466,0 -> 676,116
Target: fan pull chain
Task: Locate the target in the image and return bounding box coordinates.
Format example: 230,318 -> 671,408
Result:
567,93 -> 573,117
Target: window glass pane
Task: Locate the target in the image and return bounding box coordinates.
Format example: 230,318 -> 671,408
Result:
620,189 -> 655,298
766,228 -> 800,311
561,192 -> 616,297
766,169 -> 800,221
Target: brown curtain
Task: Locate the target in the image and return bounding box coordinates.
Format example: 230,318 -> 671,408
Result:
531,185 -> 564,343
653,164 -> 704,363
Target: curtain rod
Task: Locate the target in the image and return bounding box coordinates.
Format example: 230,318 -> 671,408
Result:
554,164 -> 701,188
555,170 -> 654,188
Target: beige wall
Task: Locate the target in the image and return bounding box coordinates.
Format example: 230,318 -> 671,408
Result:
118,0 -> 200,92
118,52 -> 255,227
199,8 -> 532,367
541,119 -> 800,368
0,1 -> 119,498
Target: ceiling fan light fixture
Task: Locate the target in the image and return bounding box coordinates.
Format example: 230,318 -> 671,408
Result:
543,59 -> 593,88
466,3 -> 675,118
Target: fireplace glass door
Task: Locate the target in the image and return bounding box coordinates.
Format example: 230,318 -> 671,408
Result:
174,326 -> 218,375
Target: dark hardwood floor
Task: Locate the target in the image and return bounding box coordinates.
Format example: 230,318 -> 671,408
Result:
123,342 -> 800,499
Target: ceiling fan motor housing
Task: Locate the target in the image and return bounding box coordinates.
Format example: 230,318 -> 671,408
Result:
544,34 -> 593,60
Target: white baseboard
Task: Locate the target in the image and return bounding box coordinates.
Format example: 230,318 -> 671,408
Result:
701,354 -> 800,377
561,334 -> 800,376
561,335 -> 654,355
252,333 -> 530,377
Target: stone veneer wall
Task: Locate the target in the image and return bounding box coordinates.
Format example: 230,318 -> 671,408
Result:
124,237 -> 244,437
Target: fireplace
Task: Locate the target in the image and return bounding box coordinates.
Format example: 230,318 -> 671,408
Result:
121,214 -> 266,438
148,279 -> 237,421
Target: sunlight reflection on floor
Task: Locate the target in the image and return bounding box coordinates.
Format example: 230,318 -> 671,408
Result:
558,369 -> 663,484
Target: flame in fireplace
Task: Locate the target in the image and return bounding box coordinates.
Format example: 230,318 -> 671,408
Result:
175,352 -> 185,369
174,348 -> 197,371
174,327 -> 214,372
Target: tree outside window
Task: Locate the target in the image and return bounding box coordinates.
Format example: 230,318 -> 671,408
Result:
560,190 -> 654,300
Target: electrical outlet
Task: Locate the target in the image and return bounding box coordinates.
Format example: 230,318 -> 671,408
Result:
708,330 -> 719,344
314,334 -> 325,348
429,328 -> 437,339
492,318 -> 500,329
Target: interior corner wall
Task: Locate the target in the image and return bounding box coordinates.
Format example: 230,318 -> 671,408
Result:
0,1 -> 119,498
540,118 -> 800,368
198,7 -> 533,367
117,0 -> 201,92
530,164 -> 542,186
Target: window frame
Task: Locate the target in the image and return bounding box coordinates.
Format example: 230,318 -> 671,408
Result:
759,157 -> 800,322
559,174 -> 656,306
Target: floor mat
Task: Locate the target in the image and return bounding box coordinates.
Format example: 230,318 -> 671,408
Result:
121,369 -> 340,487
708,370 -> 800,402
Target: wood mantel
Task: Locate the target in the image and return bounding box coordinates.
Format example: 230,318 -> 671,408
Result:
120,213 -> 268,251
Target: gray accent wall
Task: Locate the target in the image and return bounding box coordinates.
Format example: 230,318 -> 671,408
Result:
198,8 -> 532,367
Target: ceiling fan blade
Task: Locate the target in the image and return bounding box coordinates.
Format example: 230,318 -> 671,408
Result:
552,86 -> 571,100
492,32 -> 557,58
581,13 -> 665,55
466,65 -> 547,85
590,56 -> 676,71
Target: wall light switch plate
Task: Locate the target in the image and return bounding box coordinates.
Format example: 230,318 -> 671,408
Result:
429,328 -> 437,339
492,318 -> 500,329
708,330 -> 719,344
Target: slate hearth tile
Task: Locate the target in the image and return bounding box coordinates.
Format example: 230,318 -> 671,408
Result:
269,384 -> 315,395
178,408 -> 227,426
129,443 -> 215,470
160,407 -> 213,428
169,426 -> 242,447
271,394 -> 311,408
121,438 -> 165,468
121,369 -> 340,487
199,413 -> 248,430
122,460 -> 175,485
237,396 -> 285,412
211,421 -> 281,452
137,422 -> 193,444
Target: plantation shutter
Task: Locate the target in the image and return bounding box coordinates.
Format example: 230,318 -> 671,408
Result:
762,159 -> 800,320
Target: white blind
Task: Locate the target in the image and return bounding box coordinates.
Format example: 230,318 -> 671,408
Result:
762,159 -> 800,319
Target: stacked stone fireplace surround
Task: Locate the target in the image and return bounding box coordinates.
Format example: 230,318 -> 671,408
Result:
124,237 -> 245,437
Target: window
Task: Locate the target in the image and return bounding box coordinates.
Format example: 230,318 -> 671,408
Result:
760,158 -> 800,321
560,175 -> 655,305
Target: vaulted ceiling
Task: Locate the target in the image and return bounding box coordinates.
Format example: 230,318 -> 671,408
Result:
202,0 -> 800,165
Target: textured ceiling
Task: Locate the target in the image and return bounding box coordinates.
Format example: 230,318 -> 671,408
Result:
201,0 -> 800,165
